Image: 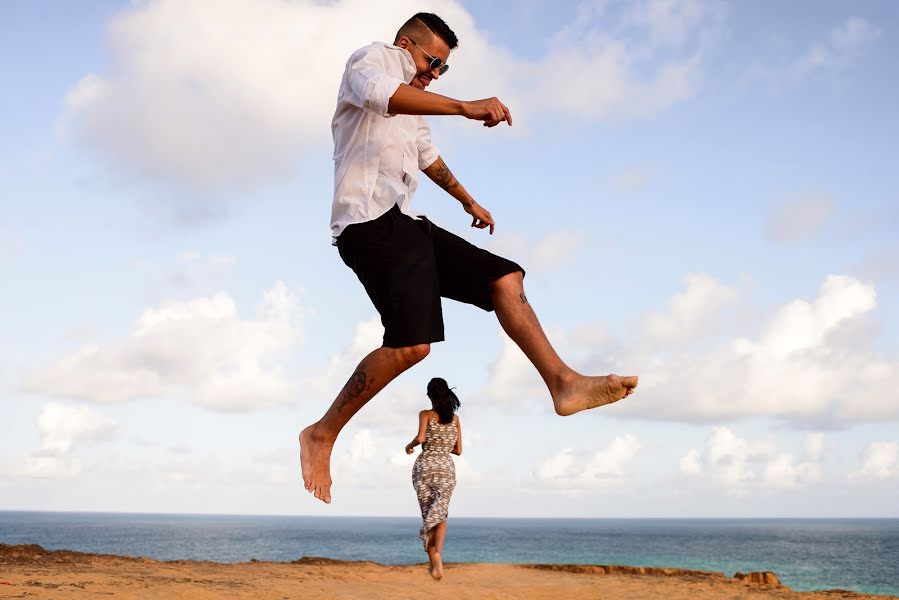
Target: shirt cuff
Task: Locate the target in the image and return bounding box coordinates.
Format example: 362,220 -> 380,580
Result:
418,145 -> 440,170
363,74 -> 404,117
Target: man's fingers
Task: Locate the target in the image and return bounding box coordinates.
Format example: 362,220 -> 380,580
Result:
501,102 -> 512,126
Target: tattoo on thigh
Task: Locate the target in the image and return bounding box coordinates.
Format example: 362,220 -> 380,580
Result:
519,292 -> 528,304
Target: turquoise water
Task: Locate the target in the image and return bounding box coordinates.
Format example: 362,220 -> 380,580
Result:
1,512 -> 897,596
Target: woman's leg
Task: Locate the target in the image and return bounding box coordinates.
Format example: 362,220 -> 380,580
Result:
433,520 -> 448,556
426,530 -> 437,576
430,520 -> 447,579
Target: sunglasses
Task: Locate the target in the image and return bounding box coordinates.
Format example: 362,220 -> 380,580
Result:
408,38 -> 449,76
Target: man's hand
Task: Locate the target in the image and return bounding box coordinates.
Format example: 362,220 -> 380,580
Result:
461,97 -> 512,127
464,201 -> 495,234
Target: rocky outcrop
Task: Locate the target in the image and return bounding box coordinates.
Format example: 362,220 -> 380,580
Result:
527,563 -> 784,587
735,571 -> 782,586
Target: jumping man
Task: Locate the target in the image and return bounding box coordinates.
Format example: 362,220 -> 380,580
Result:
300,12 -> 638,503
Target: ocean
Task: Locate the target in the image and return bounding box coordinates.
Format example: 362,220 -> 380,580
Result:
1,512 -> 897,596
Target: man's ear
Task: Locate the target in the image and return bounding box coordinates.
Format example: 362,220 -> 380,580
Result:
396,36 -> 410,49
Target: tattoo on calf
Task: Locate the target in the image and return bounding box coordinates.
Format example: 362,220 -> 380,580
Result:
337,370 -> 367,412
519,292 -> 528,304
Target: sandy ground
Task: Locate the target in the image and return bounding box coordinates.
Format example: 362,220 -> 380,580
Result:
1,544 -> 895,600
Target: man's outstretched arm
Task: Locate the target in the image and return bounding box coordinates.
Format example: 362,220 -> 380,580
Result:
423,156 -> 495,233
388,84 -> 512,127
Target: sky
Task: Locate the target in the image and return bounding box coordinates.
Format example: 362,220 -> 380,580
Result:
1,0 -> 897,518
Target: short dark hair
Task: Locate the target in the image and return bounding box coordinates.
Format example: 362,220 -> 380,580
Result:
395,12 -> 458,49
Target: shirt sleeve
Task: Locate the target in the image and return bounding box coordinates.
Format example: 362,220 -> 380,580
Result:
416,116 -> 440,170
345,46 -> 405,118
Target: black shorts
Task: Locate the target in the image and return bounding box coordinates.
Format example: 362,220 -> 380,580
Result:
337,204 -> 524,348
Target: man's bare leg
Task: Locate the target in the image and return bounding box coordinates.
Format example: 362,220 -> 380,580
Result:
299,344 -> 429,503
490,271 -> 638,415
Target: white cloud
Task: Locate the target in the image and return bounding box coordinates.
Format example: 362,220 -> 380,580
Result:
63,0 -> 412,188
486,330 -> 545,404
762,452 -> 822,491
607,274 -> 897,426
0,404 -> 116,481
331,429 -> 379,487
488,230 -> 587,278
15,456 -> 83,479
486,273 -> 899,427
853,441 -> 898,480
354,382 -> 431,435
63,0 -> 718,188
525,40 -> 699,121
624,0 -> 713,51
532,434 -> 643,491
642,273 -> 738,344
527,0 -> 720,120
794,17 -> 881,76
680,427 -> 823,494
804,433 -> 824,461
531,231 -> 587,274
679,448 -> 701,474
766,192 -> 836,245
305,315 -> 383,401
27,281 -> 301,411
36,403 -> 117,455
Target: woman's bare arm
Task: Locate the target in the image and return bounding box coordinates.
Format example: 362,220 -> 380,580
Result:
451,416 -> 462,456
405,410 -> 431,454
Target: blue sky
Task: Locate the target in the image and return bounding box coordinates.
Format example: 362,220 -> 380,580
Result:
1,0 -> 897,518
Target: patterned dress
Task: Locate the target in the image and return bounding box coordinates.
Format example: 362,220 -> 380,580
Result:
412,414 -> 457,549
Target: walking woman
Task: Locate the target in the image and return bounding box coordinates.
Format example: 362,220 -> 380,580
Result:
405,377 -> 462,580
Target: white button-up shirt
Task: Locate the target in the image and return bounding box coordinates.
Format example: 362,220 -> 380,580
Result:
330,42 -> 440,241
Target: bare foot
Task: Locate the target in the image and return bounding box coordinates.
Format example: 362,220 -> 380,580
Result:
299,425 -> 334,503
431,552 -> 443,580
553,373 -> 638,416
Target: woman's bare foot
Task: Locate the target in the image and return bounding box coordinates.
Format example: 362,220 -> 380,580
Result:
427,553 -> 436,579
552,373 -> 638,416
299,425 -> 334,503
431,552 -> 443,580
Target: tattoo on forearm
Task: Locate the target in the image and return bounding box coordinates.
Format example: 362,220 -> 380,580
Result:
432,160 -> 459,192
519,292 -> 528,304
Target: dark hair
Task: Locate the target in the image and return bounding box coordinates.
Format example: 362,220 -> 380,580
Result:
395,12 -> 459,50
427,377 -> 460,424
